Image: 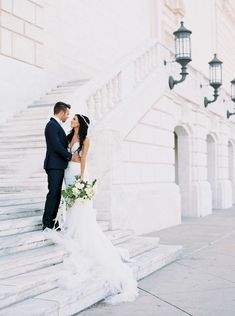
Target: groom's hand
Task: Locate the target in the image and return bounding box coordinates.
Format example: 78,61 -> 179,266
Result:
71,153 -> 81,162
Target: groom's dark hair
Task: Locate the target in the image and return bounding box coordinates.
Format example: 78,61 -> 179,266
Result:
54,101 -> 71,114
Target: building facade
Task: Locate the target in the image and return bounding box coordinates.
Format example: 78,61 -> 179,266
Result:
1,0 -> 235,235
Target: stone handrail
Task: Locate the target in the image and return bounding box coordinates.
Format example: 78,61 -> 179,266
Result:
65,39 -> 161,124
65,39 -> 233,125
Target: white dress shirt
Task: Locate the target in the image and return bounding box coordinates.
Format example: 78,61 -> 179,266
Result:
53,116 -> 62,125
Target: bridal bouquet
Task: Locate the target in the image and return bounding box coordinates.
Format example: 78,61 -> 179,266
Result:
61,175 -> 97,209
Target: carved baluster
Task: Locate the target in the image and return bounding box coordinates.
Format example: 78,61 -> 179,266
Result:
151,46 -> 156,69
106,80 -> 114,108
148,48 -> 153,71
135,59 -> 140,85
117,72 -> 122,102
134,60 -> 138,86
144,53 -> 149,77
87,95 -> 96,124
152,45 -> 158,67
146,50 -> 151,75
142,54 -> 146,79
138,56 -> 143,82
112,75 -> 119,104
93,90 -> 102,120
100,85 -> 108,113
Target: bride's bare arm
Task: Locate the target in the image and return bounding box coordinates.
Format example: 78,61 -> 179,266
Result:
80,137 -> 90,181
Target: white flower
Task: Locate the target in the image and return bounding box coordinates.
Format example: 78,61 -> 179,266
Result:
85,187 -> 92,195
75,183 -> 84,190
92,184 -> 97,194
72,187 -> 79,196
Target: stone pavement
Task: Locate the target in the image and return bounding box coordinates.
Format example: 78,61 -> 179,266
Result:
79,206 -> 235,316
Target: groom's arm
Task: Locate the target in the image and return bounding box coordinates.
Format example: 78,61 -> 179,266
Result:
45,124 -> 72,161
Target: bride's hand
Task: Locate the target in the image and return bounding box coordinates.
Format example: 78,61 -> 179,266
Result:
71,153 -> 81,163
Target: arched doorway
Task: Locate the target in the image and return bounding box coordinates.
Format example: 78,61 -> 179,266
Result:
206,134 -> 217,208
174,125 -> 191,217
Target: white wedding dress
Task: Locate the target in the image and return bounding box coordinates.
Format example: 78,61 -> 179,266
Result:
44,142 -> 138,304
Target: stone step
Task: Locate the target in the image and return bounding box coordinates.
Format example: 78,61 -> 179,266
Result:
14,110 -> 50,117
1,174 -> 45,181
28,103 -> 55,108
0,228 -> 132,256
12,115 -> 49,122
0,264 -> 62,310
0,244 -> 181,315
0,167 -> 32,174
0,206 -> 43,220
0,139 -> 44,147
0,154 -> 43,160
0,168 -> 45,175
104,229 -> 132,245
37,95 -> 71,103
25,107 -> 52,114
0,235 -> 157,281
0,231 -> 52,256
0,179 -> 46,186
46,88 -> 76,94
1,123 -> 46,130
58,79 -> 90,87
0,203 -> 43,214
47,88 -> 76,94
0,215 -> 42,237
119,236 -> 160,258
0,132 -> 43,139
0,192 -> 45,200
0,176 -> 45,181
0,150 -> 45,157
0,255 -> 52,286
0,172 -> 45,178
0,197 -> 45,208
0,127 -> 44,134
8,113 -> 48,122
0,245 -> 65,280
0,146 -> 45,153
3,112 -> 47,120
0,184 -> 45,193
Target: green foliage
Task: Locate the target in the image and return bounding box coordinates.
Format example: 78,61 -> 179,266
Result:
61,175 -> 97,209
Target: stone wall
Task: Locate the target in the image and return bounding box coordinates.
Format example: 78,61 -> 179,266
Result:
0,0 -> 43,67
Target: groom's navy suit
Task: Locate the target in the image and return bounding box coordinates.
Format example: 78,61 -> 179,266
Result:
43,118 -> 72,229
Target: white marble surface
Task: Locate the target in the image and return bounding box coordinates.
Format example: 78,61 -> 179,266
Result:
0,243 -> 181,315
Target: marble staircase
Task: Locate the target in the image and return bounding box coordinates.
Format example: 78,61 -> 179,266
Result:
0,78 -> 182,315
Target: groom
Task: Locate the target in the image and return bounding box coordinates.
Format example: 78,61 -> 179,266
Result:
42,101 -> 80,230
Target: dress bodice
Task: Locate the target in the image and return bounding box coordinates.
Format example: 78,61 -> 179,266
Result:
69,141 -> 80,155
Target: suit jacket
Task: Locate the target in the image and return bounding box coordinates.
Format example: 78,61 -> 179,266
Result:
44,118 -> 72,170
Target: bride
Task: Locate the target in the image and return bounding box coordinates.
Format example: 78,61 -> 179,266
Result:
44,113 -> 138,304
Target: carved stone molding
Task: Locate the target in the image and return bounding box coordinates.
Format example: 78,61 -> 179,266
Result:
164,0 -> 185,17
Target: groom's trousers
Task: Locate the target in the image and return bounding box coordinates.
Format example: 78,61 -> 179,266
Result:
43,169 -> 64,229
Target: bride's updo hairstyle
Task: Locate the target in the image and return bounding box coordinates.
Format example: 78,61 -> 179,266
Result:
67,114 -> 90,154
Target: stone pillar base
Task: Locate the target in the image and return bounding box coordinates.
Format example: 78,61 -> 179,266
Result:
190,181 -> 212,217
215,180 -> 232,209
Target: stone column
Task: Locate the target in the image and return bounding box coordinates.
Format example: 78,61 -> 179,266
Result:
191,121 -> 212,217
215,122 -> 232,209
228,140 -> 235,204
88,129 -> 126,230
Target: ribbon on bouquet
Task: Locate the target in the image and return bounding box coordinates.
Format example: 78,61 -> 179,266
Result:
53,197 -> 67,231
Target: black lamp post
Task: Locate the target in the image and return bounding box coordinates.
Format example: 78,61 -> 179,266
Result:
204,54 -> 223,107
226,79 -> 235,119
168,21 -> 192,90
